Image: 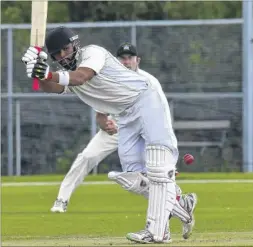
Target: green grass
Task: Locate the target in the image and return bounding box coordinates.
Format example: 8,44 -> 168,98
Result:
2,172 -> 253,183
3,232 -> 253,247
2,179 -> 253,246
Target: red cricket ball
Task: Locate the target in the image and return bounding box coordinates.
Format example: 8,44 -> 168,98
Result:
183,154 -> 194,165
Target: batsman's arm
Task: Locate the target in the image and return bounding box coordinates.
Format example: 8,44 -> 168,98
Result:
42,45 -> 105,89
37,67 -> 95,93
44,67 -> 95,86
44,45 -> 105,87
39,79 -> 64,93
37,45 -> 106,91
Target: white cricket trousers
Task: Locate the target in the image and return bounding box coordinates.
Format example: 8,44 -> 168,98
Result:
118,86 -> 178,171
117,85 -> 179,240
57,130 -> 117,201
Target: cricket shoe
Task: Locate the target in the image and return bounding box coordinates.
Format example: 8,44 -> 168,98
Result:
126,229 -> 172,244
50,199 -> 68,213
182,193 -> 198,239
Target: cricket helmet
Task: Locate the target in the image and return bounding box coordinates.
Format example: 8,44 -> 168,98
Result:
45,26 -> 80,70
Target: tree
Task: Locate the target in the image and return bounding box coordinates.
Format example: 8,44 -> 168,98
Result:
2,1 -> 241,24
66,1 -> 241,22
1,1 -> 69,24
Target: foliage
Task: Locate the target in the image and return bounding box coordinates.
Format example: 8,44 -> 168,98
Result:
2,1 -> 242,24
56,150 -> 74,174
1,1 -> 69,23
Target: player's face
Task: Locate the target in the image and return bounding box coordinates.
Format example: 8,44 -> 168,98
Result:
118,54 -> 140,71
52,43 -> 75,67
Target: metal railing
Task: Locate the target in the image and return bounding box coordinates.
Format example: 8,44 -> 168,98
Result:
1,12 -> 253,175
1,92 -> 244,176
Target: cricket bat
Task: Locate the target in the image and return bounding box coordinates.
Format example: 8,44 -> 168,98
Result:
30,0 -> 48,91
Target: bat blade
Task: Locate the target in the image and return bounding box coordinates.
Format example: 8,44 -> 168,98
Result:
30,0 -> 48,90
30,0 -> 48,46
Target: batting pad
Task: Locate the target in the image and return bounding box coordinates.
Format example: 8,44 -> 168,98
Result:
145,145 -> 176,242
108,171 -> 149,198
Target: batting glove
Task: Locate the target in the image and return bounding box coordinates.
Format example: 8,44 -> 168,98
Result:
22,46 -> 48,64
26,59 -> 51,80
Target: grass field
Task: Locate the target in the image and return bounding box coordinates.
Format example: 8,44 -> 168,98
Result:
2,173 -> 253,246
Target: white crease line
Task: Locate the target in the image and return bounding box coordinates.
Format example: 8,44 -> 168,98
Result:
2,179 -> 253,187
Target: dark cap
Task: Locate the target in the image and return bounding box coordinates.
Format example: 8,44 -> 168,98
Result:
116,42 -> 138,57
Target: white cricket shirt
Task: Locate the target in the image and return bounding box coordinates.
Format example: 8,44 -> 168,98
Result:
65,45 -> 149,114
137,69 -> 169,108
110,68 -> 170,122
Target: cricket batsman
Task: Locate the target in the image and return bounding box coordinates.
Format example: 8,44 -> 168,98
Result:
47,42 -> 197,240
22,27 -> 194,243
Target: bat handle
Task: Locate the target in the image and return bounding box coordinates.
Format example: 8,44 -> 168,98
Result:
32,46 -> 42,91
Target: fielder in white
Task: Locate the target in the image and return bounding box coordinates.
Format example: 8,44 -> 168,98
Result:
22,26 -> 195,243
